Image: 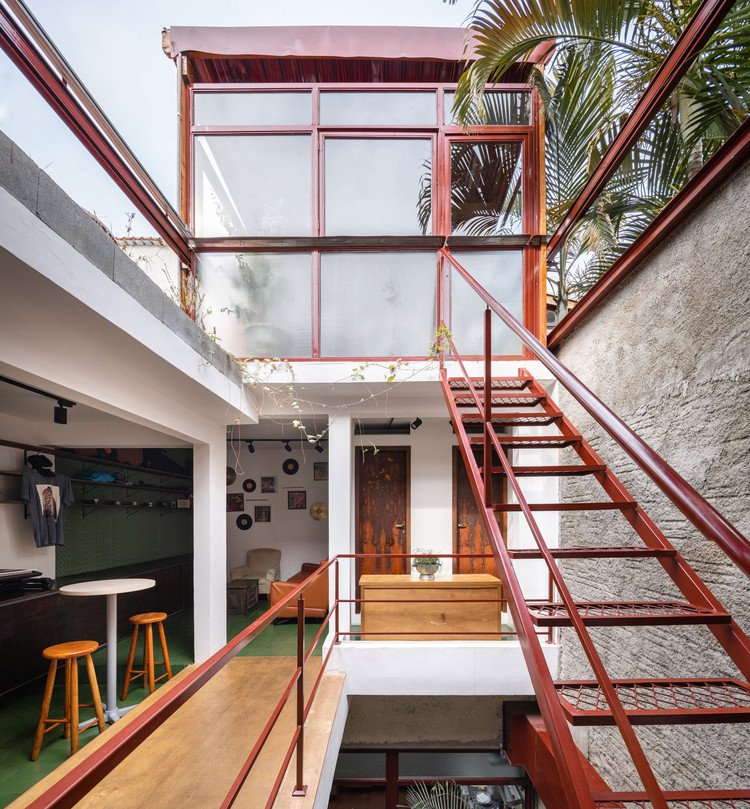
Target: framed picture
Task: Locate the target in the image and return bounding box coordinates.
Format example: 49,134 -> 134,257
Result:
255,505 -> 271,523
226,493 -> 244,512
288,490 -> 306,510
261,476 -> 277,494
313,462 -> 328,481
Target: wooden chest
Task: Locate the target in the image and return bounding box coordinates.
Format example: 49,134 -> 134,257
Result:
359,573 -> 502,640
227,578 -> 259,616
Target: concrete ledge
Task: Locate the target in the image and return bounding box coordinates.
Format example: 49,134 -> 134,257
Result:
329,640 -> 558,696
0,128 -> 241,385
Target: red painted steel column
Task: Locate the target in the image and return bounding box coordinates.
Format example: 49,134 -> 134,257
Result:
385,751 -> 399,809
292,597 -> 308,797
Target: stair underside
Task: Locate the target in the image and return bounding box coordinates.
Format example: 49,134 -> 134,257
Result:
493,501 -> 635,512
527,601 -> 730,627
486,464 -> 607,476
556,678 -> 750,725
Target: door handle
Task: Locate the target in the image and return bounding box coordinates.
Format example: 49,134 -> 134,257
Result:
457,523 -> 467,529
395,523 -> 405,529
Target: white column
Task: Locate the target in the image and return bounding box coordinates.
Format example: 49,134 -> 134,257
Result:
192,432 -> 227,661
328,414 -> 353,639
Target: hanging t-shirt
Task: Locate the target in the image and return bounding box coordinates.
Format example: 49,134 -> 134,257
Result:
21,469 -> 75,547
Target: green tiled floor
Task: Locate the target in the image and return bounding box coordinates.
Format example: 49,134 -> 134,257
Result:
0,602 -> 326,807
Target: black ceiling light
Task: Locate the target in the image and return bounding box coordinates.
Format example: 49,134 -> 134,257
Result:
246,440 -> 255,453
410,417 -> 423,430
283,440 -> 293,452
54,401 -> 71,424
314,442 -> 324,453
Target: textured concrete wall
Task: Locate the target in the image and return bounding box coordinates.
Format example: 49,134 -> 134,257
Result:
554,158 -> 750,789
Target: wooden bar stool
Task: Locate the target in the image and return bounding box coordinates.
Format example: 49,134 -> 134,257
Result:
121,612 -> 173,699
31,640 -> 105,761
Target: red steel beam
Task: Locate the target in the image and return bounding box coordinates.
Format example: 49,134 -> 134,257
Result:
547,0 -> 736,260
0,1 -> 192,267
548,114 -> 750,348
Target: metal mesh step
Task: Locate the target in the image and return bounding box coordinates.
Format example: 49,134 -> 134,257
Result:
557,678 -> 750,725
527,601 -> 730,627
594,795 -> 750,808
448,377 -> 531,391
453,393 -> 545,408
469,435 -> 581,448
461,413 -> 559,426
508,546 -> 677,559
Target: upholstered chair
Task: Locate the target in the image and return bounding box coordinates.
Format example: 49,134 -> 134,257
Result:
230,548 -> 281,595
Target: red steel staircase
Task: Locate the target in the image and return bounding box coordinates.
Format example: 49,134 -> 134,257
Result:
439,252 -> 750,809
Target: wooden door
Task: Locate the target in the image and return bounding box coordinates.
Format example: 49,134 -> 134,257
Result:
355,447 -> 410,592
453,447 -> 505,574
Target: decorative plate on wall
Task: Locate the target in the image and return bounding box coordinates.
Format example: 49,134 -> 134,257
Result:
226,467 -> 237,486
243,478 -> 257,493
309,501 -> 328,521
282,458 -> 299,476
236,514 -> 253,530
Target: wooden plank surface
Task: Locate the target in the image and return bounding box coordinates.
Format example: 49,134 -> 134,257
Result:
12,658 -> 345,809
360,574 -> 502,640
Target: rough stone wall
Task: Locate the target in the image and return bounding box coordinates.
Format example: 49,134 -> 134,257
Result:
554,158 -> 750,790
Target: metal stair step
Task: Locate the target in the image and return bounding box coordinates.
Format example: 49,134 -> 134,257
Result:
482,464 -> 607,476
508,546 -> 677,560
527,601 -> 731,627
556,678 -> 750,726
461,413 -> 560,427
492,501 -> 636,512
593,790 -> 750,807
469,434 -> 581,448
453,392 -> 545,408
448,377 -> 531,391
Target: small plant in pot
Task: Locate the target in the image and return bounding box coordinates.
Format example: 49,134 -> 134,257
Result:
412,548 -> 442,580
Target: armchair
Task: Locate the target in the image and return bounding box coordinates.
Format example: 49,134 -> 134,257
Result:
230,548 -> 281,596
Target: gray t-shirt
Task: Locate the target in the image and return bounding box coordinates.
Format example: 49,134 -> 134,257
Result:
21,469 -> 75,547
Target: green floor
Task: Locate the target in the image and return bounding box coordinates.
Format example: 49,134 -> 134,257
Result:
0,600 -> 326,807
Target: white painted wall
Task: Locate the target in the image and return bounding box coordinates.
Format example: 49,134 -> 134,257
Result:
0,432 -> 55,578
225,440 -> 329,581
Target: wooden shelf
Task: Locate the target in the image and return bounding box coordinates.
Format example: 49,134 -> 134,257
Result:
71,477 -> 190,495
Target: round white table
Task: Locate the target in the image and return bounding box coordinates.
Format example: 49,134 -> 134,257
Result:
59,578 -> 155,723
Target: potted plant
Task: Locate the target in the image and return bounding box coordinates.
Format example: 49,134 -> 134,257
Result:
412,548 -> 442,580
400,781 -> 470,809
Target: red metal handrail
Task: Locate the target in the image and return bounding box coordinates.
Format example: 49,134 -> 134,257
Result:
441,247 -> 750,578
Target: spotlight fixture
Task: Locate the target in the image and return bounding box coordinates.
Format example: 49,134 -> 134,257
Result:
410,417 -> 423,430
54,400 -> 74,425
314,442 -> 324,454
283,441 -> 292,452
246,441 -> 255,454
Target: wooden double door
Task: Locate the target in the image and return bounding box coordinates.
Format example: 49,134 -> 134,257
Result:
453,447 -> 505,574
355,447 -> 410,590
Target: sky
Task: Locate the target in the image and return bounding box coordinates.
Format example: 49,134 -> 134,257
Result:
1,0 -> 474,236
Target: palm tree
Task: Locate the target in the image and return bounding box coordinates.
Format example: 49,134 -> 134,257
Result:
449,0 -> 750,309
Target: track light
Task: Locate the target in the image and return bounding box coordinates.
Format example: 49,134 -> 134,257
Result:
283,441 -> 292,452
54,400 -> 72,425
314,442 -> 324,454
410,417 -> 422,430
246,441 -> 255,453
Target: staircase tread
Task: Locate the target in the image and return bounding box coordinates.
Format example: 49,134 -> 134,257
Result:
556,678 -> 750,726
448,378 -> 531,391
593,790 -> 750,807
527,600 -> 730,627
485,464 -> 607,476
453,393 -> 545,407
469,434 -> 581,447
492,501 -> 636,511
461,413 -> 560,424
508,546 -> 677,559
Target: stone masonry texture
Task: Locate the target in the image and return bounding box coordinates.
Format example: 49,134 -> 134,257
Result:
554,157 -> 750,790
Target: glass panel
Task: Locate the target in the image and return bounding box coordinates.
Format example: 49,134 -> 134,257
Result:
194,135 -> 311,237
450,250 -> 523,355
197,253 -> 312,358
320,92 -> 436,125
444,91 -> 531,125
193,92 -> 311,126
325,139 -> 432,235
320,252 -> 436,356
450,141 -> 523,235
